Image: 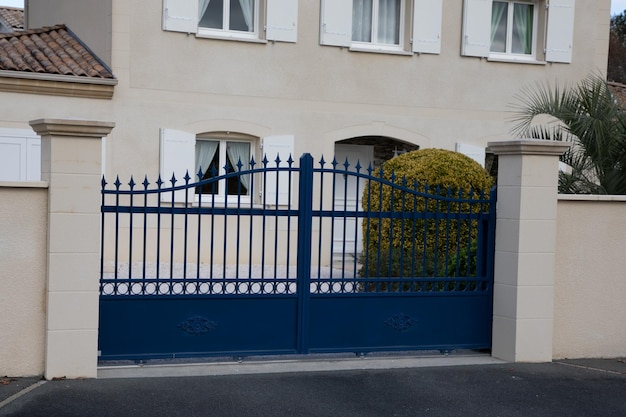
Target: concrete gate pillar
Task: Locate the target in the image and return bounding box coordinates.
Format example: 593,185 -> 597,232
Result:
487,139 -> 569,362
30,119 -> 115,379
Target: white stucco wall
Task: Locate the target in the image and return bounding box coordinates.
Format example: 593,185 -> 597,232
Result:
554,196 -> 626,359
7,0 -> 611,183
0,183 -> 48,377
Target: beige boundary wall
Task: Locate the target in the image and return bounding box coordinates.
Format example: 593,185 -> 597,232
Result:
0,182 -> 48,376
553,196 -> 626,359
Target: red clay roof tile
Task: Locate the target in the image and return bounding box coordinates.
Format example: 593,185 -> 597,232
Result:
0,24 -> 114,79
0,7 -> 24,31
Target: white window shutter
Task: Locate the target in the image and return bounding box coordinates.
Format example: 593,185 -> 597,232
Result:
0,137 -> 27,181
159,128 -> 196,203
266,0 -> 298,43
455,143 -> 485,168
162,0 -> 198,34
412,0 -> 443,54
546,0 -> 575,63
0,128 -> 40,182
262,135 -> 294,206
320,0 -> 352,47
461,0 -> 492,57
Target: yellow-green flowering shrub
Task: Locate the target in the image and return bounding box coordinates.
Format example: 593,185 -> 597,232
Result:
360,149 -> 493,278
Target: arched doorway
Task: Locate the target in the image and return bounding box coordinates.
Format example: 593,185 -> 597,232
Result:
332,136 -> 420,260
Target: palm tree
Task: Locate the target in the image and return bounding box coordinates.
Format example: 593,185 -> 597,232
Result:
511,74 -> 626,194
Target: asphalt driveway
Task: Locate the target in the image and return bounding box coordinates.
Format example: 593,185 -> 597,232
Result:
1,359 -> 625,417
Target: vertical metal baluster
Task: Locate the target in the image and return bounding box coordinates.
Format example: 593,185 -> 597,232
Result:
340,158 -> 350,282
235,159 -> 243,281
209,166 -> 217,283
286,156 -> 294,281
169,174 -> 177,285
387,171 -> 396,281
375,166 -> 384,289
399,177 -> 407,281
128,177 -> 135,288
422,183 -> 429,278
248,158 -> 256,281
410,180 -> 418,281
261,156 -> 268,282
113,177 -> 121,284
156,176 -> 163,292
454,189 -> 463,279
363,164 -> 373,281
316,157 -> 326,281
196,169 -> 203,286
433,185 -> 441,278
454,189 -> 464,290
273,155 -> 281,280
444,187 -> 452,284
352,160 -> 362,280
222,163 -> 228,283
183,172 -> 190,282
329,157 -> 338,279
142,177 -> 149,288
100,176 -> 107,294
466,189 -> 474,279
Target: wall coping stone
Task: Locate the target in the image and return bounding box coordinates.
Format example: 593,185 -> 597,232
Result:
487,139 -> 571,156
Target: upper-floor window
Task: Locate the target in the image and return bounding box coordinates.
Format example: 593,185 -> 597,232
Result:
320,0 -> 443,55
163,0 -> 298,43
490,1 -> 537,57
198,0 -> 259,39
352,0 -> 404,50
462,0 -> 576,64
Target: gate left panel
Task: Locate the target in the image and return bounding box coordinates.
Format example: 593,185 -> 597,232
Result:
98,164 -> 300,360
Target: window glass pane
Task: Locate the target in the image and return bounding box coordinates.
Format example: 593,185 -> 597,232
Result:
196,141 -> 220,195
377,0 -> 400,45
512,3 -> 533,54
225,141 -> 250,196
199,0 -> 224,29
490,2 -> 508,53
352,0 -> 373,42
230,0 -> 255,32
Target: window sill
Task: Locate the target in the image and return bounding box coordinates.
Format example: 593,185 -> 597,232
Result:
196,31 -> 267,44
486,56 -> 546,65
348,45 -> 413,56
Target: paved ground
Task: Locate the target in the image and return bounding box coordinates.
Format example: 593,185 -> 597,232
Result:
1,357 -> 625,417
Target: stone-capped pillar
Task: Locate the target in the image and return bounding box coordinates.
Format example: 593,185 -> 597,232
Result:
487,139 -> 570,362
30,119 -> 115,379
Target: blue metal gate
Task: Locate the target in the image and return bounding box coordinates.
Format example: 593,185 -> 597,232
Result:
99,154 -> 496,360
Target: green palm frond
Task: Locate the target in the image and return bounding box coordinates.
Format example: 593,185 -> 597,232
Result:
510,74 -> 626,194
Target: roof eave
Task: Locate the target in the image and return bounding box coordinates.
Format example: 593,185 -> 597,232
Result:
0,70 -> 117,99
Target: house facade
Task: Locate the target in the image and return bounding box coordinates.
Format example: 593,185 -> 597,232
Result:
13,0 -> 609,185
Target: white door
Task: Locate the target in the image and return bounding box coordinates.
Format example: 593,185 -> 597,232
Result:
333,144 -> 375,256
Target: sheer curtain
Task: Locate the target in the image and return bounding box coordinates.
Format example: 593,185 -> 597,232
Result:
226,142 -> 251,192
490,2 -> 508,52
195,141 -> 219,179
238,0 -> 255,32
377,0 -> 400,45
200,0 -> 211,21
352,0 -> 373,42
513,3 -> 533,54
